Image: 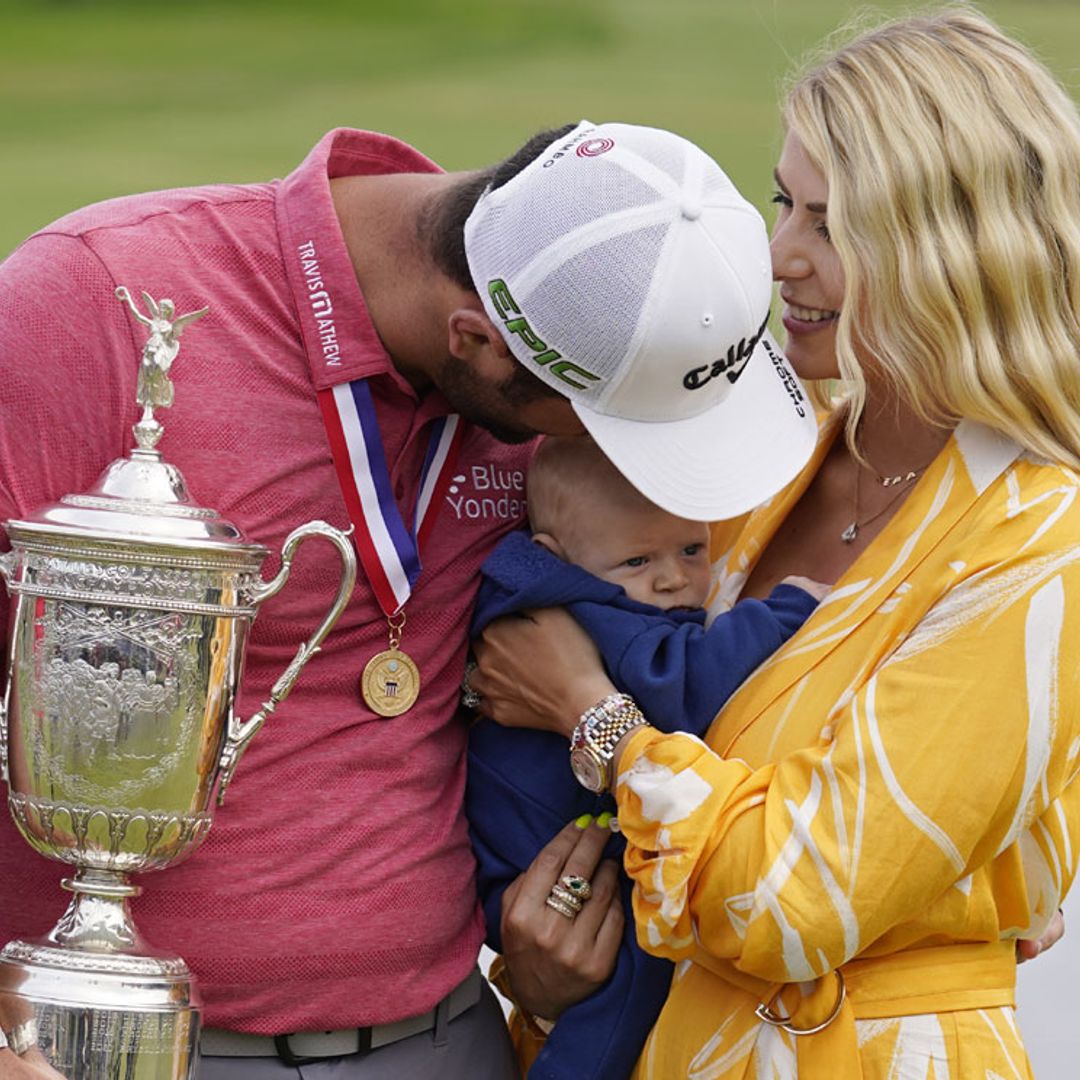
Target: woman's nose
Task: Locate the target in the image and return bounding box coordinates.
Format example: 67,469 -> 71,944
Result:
770,221 -> 811,282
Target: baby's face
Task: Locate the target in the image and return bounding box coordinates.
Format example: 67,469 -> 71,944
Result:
563,500 -> 711,611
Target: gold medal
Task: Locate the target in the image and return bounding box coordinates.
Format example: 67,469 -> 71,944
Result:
361,647 -> 421,716
361,611 -> 420,717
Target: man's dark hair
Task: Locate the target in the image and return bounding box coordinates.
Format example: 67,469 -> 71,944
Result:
420,123 -> 578,291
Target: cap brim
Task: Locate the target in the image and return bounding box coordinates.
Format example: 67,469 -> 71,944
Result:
573,332 -> 819,521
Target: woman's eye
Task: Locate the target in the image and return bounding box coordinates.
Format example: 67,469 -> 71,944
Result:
816,221 -> 832,242
770,190 -> 793,208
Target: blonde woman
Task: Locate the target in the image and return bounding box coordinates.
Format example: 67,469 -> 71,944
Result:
472,8 -> 1080,1077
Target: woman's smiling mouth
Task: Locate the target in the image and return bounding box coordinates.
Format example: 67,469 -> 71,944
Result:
782,303 -> 840,333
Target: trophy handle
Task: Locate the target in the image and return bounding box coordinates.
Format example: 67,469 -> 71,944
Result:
0,551 -> 12,783
216,521 -> 357,806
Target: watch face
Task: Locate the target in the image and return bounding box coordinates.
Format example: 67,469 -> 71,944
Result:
570,748 -> 605,793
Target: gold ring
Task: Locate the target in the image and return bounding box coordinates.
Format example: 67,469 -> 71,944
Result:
544,894 -> 579,920
461,662 -> 482,710
7,1019 -> 38,1056
754,971 -> 846,1036
549,884 -> 584,911
559,874 -> 593,902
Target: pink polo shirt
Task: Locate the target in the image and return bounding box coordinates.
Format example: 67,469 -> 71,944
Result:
0,130 -> 532,1031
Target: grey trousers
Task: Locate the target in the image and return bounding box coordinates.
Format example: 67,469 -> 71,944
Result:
197,982 -> 519,1080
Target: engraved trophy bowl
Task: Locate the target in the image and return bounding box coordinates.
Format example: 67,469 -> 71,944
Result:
0,289 -> 357,1079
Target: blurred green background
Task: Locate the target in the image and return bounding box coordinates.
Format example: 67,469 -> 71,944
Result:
3,0 -> 1080,258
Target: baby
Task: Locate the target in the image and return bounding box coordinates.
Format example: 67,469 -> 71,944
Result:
466,436 -> 826,1080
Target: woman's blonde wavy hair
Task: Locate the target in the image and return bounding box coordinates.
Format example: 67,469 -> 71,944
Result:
784,5 -> 1080,468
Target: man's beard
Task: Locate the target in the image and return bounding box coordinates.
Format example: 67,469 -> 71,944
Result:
434,354 -> 564,444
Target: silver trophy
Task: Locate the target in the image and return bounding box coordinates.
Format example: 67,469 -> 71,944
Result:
0,288 -> 357,1078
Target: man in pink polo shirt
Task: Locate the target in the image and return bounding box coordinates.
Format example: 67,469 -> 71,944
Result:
0,121 -> 815,1077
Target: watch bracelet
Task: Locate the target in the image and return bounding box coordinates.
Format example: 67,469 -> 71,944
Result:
604,707 -> 647,757
573,695 -> 647,760
572,693 -> 637,747
584,707 -> 646,755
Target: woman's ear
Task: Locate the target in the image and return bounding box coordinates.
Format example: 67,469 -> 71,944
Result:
448,307 -> 513,378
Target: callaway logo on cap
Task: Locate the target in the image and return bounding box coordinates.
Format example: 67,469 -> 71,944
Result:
464,120 -> 818,521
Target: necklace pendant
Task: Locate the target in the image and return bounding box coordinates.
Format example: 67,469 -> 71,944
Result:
840,522 -> 859,543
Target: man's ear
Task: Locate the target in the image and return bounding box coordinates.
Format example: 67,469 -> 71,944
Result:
530,531 -> 568,561
448,306 -> 513,377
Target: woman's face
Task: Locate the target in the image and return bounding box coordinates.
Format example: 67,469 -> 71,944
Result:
770,132 -> 845,382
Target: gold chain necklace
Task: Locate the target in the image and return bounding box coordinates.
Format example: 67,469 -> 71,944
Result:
839,418 -> 946,543
839,466 -> 923,543
839,440 -> 941,543
877,467 -> 922,487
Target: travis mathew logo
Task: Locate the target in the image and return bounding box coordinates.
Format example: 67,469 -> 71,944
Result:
445,464 -> 526,522
297,240 -> 342,368
577,138 -> 615,158
682,313 -> 769,391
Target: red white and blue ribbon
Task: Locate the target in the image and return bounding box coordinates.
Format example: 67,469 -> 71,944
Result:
319,379 -> 462,616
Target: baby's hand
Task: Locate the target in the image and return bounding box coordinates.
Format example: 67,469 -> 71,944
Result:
780,575 -> 830,601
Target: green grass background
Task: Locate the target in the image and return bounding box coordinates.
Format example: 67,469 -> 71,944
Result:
3,0 -> 1080,258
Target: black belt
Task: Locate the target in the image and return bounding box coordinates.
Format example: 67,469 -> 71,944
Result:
200,967 -> 484,1064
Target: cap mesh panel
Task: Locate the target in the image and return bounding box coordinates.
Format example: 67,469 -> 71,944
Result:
625,138 -> 687,188
522,222 -> 669,388
703,168 -> 741,201
477,157 -> 662,285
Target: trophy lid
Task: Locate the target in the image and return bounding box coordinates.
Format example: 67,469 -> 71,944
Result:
9,448 -> 259,550
5,287 -> 264,557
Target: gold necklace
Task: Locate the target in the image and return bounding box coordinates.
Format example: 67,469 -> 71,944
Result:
877,468 -> 922,487
840,423 -> 944,543
839,466 -> 922,543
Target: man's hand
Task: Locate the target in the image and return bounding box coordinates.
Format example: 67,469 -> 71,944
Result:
0,1048 -> 67,1079
500,818 -> 624,1021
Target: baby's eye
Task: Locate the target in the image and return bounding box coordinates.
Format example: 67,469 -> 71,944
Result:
623,556 -> 647,568
682,544 -> 704,557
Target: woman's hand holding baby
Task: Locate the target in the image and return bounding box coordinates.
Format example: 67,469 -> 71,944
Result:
1017,908 -> 1065,962
500,817 -> 624,1021
472,607 -> 616,739
780,575 -> 831,602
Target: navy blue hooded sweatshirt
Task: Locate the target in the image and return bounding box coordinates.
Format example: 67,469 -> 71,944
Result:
467,530 -> 817,1080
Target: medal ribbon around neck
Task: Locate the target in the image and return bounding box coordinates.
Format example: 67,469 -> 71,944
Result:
318,379 -> 463,714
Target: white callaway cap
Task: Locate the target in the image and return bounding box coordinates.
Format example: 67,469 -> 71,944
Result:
464,120 -> 818,521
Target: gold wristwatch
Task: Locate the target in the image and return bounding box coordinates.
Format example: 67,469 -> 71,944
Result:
569,693 -> 648,792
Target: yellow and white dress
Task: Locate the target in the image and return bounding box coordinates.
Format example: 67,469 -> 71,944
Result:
616,416 -> 1080,1079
